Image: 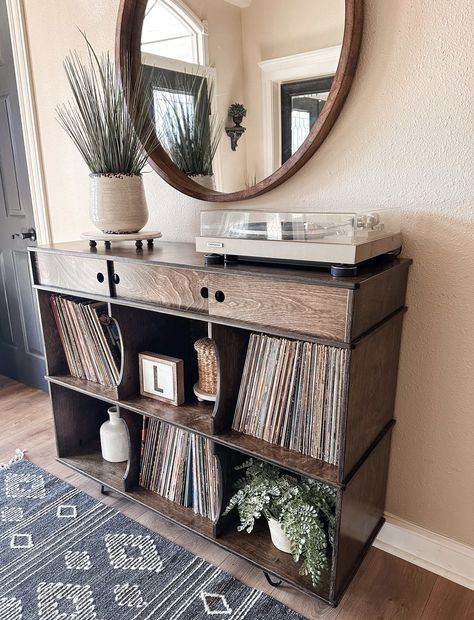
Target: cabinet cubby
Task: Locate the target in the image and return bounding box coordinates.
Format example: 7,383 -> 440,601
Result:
30,241 -> 410,606
50,383 -> 129,490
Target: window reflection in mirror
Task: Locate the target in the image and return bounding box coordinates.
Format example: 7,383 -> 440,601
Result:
142,0 -> 205,63
141,0 -> 344,193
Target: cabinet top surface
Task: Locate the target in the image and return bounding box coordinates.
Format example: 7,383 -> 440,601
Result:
30,240 -> 411,289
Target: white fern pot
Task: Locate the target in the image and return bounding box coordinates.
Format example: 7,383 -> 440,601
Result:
268,518 -> 292,554
89,174 -> 148,234
192,174 -> 215,191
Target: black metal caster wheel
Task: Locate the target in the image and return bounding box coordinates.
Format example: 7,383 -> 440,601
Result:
263,571 -> 283,587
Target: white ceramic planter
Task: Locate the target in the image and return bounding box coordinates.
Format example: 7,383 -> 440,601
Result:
192,174 -> 215,191
268,518 -> 292,554
90,174 -> 148,234
100,406 -> 128,463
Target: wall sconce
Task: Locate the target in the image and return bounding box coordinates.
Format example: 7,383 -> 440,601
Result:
225,125 -> 246,151
226,102 -> 247,151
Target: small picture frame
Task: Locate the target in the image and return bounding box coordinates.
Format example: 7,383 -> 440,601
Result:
139,352 -> 185,406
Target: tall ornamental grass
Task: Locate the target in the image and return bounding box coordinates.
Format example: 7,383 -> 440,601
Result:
57,35 -> 156,175
154,70 -> 223,177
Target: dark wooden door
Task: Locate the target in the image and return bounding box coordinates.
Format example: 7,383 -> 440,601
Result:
281,76 -> 334,164
0,0 -> 45,390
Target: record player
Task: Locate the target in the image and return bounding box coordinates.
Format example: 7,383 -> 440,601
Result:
195,209 -> 402,275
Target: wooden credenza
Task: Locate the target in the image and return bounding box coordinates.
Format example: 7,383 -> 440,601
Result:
29,240 -> 411,606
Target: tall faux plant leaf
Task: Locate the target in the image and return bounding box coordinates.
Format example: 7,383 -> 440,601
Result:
153,70 -> 223,177
57,33 -> 158,175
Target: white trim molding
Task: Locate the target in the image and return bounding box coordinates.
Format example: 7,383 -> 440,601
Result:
223,0 -> 252,7
258,46 -> 341,177
375,513 -> 474,590
6,0 -> 51,244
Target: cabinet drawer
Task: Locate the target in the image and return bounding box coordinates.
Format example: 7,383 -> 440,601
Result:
33,252 -> 109,296
208,274 -> 350,340
112,262 -> 208,313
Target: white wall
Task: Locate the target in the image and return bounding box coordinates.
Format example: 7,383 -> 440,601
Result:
23,0 -> 474,546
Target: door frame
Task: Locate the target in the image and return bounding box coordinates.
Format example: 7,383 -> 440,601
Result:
5,0 -> 51,244
280,75 -> 334,165
258,45 -> 341,177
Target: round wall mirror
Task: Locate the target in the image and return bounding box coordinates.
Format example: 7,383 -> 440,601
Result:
116,0 -> 362,202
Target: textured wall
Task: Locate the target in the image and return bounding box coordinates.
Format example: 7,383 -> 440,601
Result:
23,0 -> 474,545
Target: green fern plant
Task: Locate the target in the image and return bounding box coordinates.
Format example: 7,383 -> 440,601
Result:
228,102 -> 247,119
223,458 -> 336,587
57,33 -> 157,175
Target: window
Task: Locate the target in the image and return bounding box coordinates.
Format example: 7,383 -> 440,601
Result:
142,0 -> 205,64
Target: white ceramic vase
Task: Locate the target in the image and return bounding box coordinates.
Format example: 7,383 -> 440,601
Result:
89,174 -> 148,234
192,174 -> 215,191
268,517 -> 292,554
100,406 -> 128,463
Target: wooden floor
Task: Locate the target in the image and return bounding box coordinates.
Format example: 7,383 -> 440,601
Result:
1,376 -> 472,620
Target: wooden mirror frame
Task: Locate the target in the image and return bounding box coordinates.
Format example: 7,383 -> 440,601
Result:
116,0 -> 363,202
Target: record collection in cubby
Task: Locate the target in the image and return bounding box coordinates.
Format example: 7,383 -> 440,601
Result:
30,241 -> 410,605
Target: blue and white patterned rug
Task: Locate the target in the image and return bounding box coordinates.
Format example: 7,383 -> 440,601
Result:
0,453 -> 304,619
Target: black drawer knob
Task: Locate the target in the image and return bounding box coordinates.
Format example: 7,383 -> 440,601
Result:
96,272 -> 104,283
113,273 -> 120,285
215,290 -> 225,303
200,287 -> 209,299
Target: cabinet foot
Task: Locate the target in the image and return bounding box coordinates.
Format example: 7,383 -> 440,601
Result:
263,571 -> 283,587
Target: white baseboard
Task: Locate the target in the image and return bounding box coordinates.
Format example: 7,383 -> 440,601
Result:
374,513 -> 474,590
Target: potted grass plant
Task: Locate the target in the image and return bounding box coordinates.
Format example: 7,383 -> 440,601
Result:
223,458 -> 336,588
154,70 -> 223,190
228,102 -> 247,127
57,35 -> 157,234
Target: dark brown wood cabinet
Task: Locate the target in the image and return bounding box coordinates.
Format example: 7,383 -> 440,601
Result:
29,240 -> 411,606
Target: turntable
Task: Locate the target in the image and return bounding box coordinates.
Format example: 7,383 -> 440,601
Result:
196,209 -> 402,276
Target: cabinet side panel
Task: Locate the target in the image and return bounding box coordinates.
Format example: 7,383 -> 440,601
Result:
120,407 -> 143,491
210,323 -> 250,433
335,430 -> 391,600
343,312 -> 404,479
36,289 -> 68,376
350,260 -> 409,339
